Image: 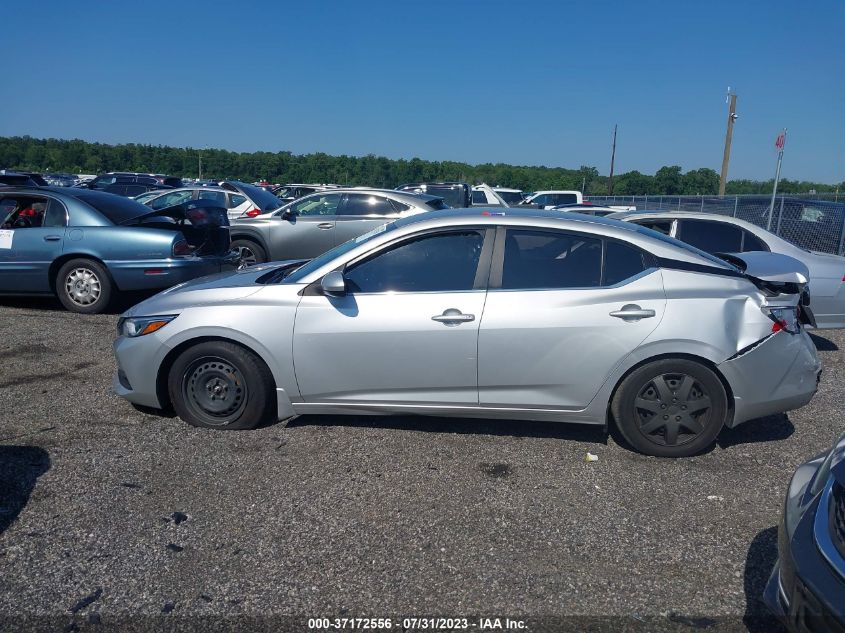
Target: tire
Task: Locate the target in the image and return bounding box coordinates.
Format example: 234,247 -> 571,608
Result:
167,341 -> 276,430
55,258 -> 114,314
231,239 -> 267,268
611,358 -> 728,457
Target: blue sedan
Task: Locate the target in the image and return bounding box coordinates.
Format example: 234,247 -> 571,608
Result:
0,187 -> 234,313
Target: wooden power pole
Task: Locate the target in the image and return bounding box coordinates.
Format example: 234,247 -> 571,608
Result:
608,124 -> 617,195
719,92 -> 738,196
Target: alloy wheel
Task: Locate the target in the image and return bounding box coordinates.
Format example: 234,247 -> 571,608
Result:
64,267 -> 102,306
236,246 -> 257,269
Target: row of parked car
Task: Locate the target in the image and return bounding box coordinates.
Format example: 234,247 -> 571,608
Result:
0,168 -> 842,625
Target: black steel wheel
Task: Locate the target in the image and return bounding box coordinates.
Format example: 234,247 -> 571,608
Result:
612,359 -> 728,457
168,341 -> 275,430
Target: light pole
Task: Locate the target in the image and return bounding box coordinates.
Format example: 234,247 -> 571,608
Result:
719,90 -> 738,196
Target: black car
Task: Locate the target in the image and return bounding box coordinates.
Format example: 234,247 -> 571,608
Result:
0,170 -> 43,187
395,182 -> 470,208
81,172 -> 183,197
765,430 -> 845,629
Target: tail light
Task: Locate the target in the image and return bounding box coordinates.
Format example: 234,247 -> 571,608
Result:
245,209 -> 261,218
172,239 -> 195,257
765,306 -> 800,334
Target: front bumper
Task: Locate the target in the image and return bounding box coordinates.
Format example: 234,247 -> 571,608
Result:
764,474 -> 845,630
718,329 -> 822,427
113,331 -> 173,409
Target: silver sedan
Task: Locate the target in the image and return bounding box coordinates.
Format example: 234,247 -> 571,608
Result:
611,211 -> 845,329
113,209 -> 821,457
228,188 -> 447,266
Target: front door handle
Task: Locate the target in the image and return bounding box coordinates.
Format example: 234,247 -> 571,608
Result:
609,304 -> 656,321
317,222 -> 333,230
432,308 -> 475,325
43,235 -> 62,242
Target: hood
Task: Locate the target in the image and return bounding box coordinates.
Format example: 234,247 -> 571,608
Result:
122,260 -> 307,317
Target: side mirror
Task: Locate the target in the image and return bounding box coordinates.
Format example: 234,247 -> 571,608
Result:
320,271 -> 346,296
281,209 -> 293,220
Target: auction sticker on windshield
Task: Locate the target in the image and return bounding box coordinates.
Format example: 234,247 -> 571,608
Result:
0,230 -> 13,249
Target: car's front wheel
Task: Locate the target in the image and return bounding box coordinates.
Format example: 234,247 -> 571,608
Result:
231,239 -> 267,268
168,341 -> 276,430
611,358 -> 728,457
55,258 -> 113,314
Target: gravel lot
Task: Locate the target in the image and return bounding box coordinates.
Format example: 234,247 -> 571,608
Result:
0,296 -> 842,632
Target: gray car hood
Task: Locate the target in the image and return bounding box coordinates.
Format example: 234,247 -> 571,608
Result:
123,260 -> 307,317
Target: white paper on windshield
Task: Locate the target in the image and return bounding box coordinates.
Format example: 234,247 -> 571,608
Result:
0,230 -> 13,249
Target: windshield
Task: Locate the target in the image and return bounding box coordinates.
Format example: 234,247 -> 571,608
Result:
284,221 -> 398,283
233,181 -> 283,212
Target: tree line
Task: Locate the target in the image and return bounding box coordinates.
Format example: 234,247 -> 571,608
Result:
1,136 -> 841,196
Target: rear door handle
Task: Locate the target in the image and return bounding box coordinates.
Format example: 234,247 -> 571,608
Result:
609,304 -> 656,321
317,222 -> 333,230
432,308 -> 475,325
43,235 -> 62,242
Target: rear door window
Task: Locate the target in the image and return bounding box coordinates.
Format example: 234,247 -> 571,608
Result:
677,219 -> 743,254
197,190 -> 227,206
472,190 -> 487,204
340,194 -> 396,216
500,230 -> 603,289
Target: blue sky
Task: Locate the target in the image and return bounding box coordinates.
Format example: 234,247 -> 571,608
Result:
2,0 -> 843,183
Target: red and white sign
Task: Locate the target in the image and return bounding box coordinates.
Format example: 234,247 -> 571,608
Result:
775,132 -> 786,152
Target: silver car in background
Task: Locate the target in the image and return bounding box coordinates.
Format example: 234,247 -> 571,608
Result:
612,211 -> 845,329
228,188 -> 448,265
113,209 -> 821,457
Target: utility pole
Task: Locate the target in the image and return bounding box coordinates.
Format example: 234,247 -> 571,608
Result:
198,150 -> 203,181
767,129 -> 787,231
608,124 -> 617,195
719,91 -> 738,196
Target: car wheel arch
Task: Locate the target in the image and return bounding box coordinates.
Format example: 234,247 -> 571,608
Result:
605,352 -> 735,430
229,232 -> 270,255
49,253 -> 119,292
155,335 -> 280,413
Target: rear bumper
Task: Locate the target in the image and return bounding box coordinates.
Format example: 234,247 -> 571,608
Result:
107,257 -> 234,291
718,329 -> 821,426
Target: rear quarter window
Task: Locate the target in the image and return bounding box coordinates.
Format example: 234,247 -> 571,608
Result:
603,241 -> 646,285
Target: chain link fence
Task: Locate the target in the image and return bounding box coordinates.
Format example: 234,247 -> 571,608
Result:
585,195 -> 845,255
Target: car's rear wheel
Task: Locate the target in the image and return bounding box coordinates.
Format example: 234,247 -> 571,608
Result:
231,239 -> 267,268
168,341 -> 275,430
56,258 -> 113,314
611,358 -> 728,457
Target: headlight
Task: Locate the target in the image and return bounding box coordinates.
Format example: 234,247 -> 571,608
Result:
119,315 -> 177,338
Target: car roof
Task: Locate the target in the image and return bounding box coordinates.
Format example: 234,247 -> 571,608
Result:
610,210 -> 768,231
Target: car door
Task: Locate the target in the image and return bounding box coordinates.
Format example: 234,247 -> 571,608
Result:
331,193 -> 401,247
0,196 -> 67,292
478,227 -> 666,409
293,228 -> 493,405
267,192 -> 342,259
